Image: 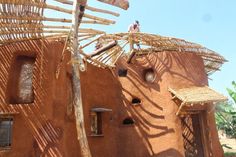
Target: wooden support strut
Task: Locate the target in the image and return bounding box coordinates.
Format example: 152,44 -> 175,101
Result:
176,102 -> 185,116
90,40 -> 117,57
71,0 -> 92,157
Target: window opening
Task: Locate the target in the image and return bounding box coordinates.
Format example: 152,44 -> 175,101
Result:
131,98 -> 141,105
8,56 -> 35,104
0,118 -> 13,148
123,117 -> 134,125
90,108 -> 112,136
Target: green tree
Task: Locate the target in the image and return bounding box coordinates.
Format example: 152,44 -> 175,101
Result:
215,81 -> 236,138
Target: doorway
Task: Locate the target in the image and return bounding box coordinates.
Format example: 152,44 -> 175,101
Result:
181,113 -> 206,157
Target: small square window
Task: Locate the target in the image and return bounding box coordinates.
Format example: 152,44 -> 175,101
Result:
90,108 -> 112,137
0,118 -> 13,148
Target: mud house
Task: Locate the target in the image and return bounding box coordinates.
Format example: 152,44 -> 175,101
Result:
0,1 -> 228,157
0,32 -> 228,157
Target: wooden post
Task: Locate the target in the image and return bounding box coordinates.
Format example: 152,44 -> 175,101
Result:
71,0 -> 92,157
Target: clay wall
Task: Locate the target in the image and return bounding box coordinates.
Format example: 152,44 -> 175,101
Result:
0,39 -> 224,157
0,39 -> 80,157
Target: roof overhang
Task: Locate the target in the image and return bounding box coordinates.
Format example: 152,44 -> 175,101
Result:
91,107 -> 112,112
169,86 -> 228,115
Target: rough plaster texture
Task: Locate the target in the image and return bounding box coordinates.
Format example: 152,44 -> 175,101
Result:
0,39 -> 224,157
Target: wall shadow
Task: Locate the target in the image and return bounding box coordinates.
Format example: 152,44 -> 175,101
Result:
0,38 -> 69,157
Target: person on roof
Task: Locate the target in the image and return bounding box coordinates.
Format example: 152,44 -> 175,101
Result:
128,20 -> 140,33
127,20 -> 141,63
128,20 -> 141,50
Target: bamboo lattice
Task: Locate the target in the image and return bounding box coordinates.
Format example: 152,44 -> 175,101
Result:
0,0 -> 46,43
81,33 -> 227,75
0,0 -> 122,45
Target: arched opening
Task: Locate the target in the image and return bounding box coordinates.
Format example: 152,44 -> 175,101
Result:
122,117 -> 134,125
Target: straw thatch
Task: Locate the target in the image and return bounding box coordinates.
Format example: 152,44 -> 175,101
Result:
81,33 -> 227,75
169,86 -> 228,104
169,86 -> 227,115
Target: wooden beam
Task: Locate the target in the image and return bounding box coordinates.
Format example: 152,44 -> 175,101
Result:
176,102 -> 185,116
71,0 -> 92,157
54,0 -> 73,5
86,5 -> 119,17
0,1 -> 115,24
0,15 -> 111,25
90,40 -> 117,57
80,36 -> 102,49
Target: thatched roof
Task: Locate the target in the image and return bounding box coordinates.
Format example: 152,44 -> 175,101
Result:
83,33 -> 227,75
169,86 -> 227,104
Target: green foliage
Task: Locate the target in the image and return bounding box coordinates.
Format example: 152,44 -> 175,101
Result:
215,81 -> 236,138
224,152 -> 236,157
227,81 -> 236,104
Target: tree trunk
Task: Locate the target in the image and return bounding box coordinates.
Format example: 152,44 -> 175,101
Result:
71,0 -> 92,157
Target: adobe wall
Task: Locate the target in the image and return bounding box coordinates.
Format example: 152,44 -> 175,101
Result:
0,39 -> 81,157
112,52 -> 224,157
0,39 -> 224,157
80,51 -> 223,157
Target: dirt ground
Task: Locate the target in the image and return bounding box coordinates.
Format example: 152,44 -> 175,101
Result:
219,132 -> 236,157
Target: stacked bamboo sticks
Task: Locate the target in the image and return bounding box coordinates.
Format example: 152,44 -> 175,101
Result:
0,0 -> 121,44
79,33 -> 226,75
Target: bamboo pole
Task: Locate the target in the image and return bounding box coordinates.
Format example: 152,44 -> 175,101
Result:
86,5 -> 120,17
0,1 -> 115,24
176,102 -> 185,116
78,35 -> 97,42
0,15 -> 111,25
90,40 -> 117,57
53,0 -> 73,5
71,0 -> 92,157
0,30 -> 69,35
54,0 -> 120,16
80,36 -> 103,49
79,49 -> 107,68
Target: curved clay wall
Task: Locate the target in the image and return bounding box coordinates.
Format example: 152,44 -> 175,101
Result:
0,39 -> 223,157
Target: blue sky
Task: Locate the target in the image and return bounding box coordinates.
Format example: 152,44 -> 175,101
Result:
48,0 -> 236,97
